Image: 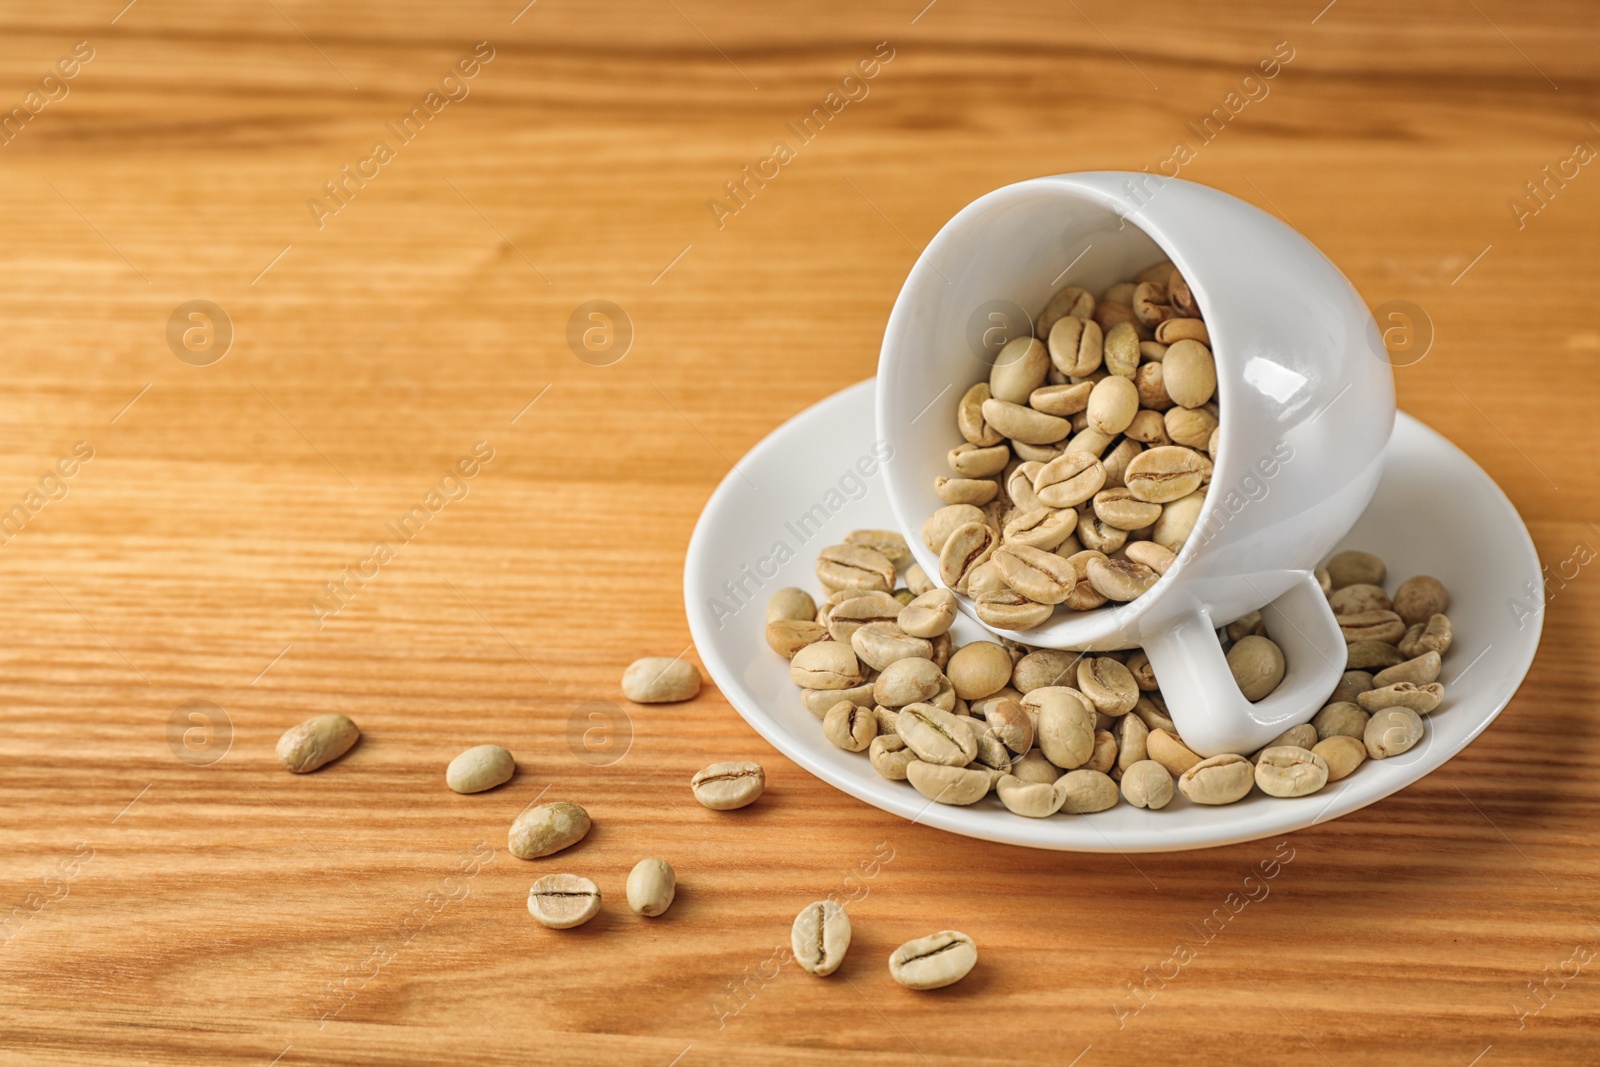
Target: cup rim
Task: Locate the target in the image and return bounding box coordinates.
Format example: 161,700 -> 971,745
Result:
879,173 -> 1236,647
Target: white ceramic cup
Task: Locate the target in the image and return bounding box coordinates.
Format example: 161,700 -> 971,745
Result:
877,173 -> 1395,757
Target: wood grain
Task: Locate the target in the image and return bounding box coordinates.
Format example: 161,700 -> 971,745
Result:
0,1 -> 1596,1063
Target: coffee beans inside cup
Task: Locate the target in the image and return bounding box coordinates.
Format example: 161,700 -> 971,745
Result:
927,262 -> 1219,630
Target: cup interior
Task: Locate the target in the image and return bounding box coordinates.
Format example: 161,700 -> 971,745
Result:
878,180 -> 1203,648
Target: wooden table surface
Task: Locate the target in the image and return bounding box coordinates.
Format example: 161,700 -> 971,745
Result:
0,1 -> 1596,1063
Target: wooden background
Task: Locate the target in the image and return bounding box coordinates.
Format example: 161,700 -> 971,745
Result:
0,0 -> 1595,1063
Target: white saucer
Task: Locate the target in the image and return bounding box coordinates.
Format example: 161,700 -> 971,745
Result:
683,380 -> 1543,852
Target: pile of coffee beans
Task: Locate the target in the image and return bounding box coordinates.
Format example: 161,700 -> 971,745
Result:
764,533 -> 1451,813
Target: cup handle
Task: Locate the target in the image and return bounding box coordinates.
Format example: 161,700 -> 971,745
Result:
1139,571 -> 1345,758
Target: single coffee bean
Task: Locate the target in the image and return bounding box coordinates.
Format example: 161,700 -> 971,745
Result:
824,701 -> 878,752
1312,701 -> 1370,741
1126,406 -> 1171,442
1076,512 -> 1127,554
1326,550 -> 1386,589
1373,651 -> 1442,687
1029,381 -> 1094,416
827,591 -> 903,643
1033,452 -> 1106,509
626,858 -> 676,917
816,544 -> 895,594
846,529 -> 912,569
623,657 -> 703,703
870,733 -> 915,780
1338,610 -> 1407,645
874,657 -> 945,707
801,680 -> 875,718
899,588 -> 957,638
1365,707 -> 1424,758
1124,446 -> 1205,503
1048,316 -> 1104,378
446,744 -> 515,794
1084,729 -> 1116,774
792,899 -> 852,977
958,383 -> 1003,447
510,801 -> 592,859
1121,760 -> 1175,809
905,760 -> 991,805
906,563 -> 934,596
1227,635 -> 1286,701
1056,768 -> 1120,813
972,728 -> 1014,775
984,698 -> 1034,754
1103,321 -> 1142,377
1038,285 -> 1095,336
1009,750 -> 1061,785
990,335 -> 1050,403
1255,724 -> 1318,758
1329,583 -> 1393,616
1357,682 -> 1444,715
947,642 -> 1014,700
1133,694 -> 1177,735
851,622 -> 933,672
1131,281 -> 1171,329
790,641 -> 864,690
1114,712 -> 1149,774
949,442 -> 1011,478
767,587 -> 818,623
691,761 -> 766,810
1164,406 -> 1218,450
1330,670 -> 1375,705
1077,657 -> 1139,716
996,773 -> 1067,817
1398,613 -> 1453,658
527,873 -> 601,929
1012,649 -> 1079,693
277,714 -> 360,774
982,398 -> 1071,445
1152,491 -> 1204,551
1092,488 -> 1163,531
767,619 -> 830,659
1155,317 -> 1208,344
1162,339 -> 1217,408
1393,575 -> 1450,625
1314,735 -> 1367,781
896,702 -> 979,766
923,504 -> 987,554
1146,728 -> 1202,777
1225,611 -> 1263,642
1124,540 -> 1177,575
1346,639 -> 1407,670
1027,686 -> 1097,769
1178,754 -> 1255,805
1125,650 -> 1158,691
934,476 -> 999,506
1087,375 -> 1140,435
965,560 -> 1009,600
939,521 -> 999,591
1086,557 -> 1160,602
1001,507 -> 1079,551
889,930 -> 977,990
1254,746 -> 1329,798
992,544 -> 1075,605
1167,269 -> 1198,316
1063,426 -> 1116,458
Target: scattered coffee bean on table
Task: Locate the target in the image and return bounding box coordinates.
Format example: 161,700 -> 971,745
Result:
509,801 -> 592,859
690,760 -> 765,810
792,899 -> 851,976
445,743 -> 516,794
626,858 -> 677,917
527,873 -> 601,929
888,930 -> 978,990
622,657 -> 703,703
276,714 -> 360,774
